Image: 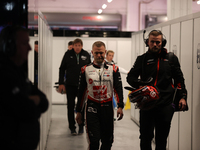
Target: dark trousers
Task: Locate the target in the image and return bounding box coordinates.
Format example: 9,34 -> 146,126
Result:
139,104 -> 174,150
86,100 -> 114,150
65,85 -> 83,130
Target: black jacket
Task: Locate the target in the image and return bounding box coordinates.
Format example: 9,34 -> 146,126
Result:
0,55 -> 49,150
127,48 -> 187,107
59,49 -> 91,86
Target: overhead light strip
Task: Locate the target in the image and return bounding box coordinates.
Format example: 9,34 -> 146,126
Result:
98,0 -> 113,14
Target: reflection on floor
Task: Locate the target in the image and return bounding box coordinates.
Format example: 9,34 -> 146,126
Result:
45,105 -> 141,150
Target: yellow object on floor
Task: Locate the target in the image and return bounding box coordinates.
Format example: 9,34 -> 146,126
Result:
125,92 -> 131,110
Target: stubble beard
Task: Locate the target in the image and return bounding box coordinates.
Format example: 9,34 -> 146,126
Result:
95,57 -> 104,64
149,47 -> 161,53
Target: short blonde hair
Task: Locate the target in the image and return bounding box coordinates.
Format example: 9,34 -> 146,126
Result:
92,41 -> 106,49
106,50 -> 114,56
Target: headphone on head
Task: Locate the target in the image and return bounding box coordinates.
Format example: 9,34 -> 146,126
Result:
0,26 -> 19,56
143,30 -> 167,48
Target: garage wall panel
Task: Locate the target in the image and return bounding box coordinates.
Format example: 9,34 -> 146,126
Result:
179,19 -> 193,150
193,17 -> 200,150
52,38 -> 67,104
168,22 -> 181,150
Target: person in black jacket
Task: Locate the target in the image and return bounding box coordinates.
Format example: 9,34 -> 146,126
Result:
127,30 -> 187,150
34,40 -> 38,87
67,41 -> 73,51
0,26 -> 49,150
58,38 -> 91,135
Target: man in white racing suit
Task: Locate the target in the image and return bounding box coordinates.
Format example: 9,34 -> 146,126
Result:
76,41 -> 124,150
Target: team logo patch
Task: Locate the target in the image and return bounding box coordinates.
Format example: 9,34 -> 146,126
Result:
150,91 -> 156,97
104,72 -> 110,75
81,55 -> 87,60
103,75 -> 110,77
104,71 -> 110,77
89,72 -> 95,75
147,59 -> 154,62
93,85 -> 107,99
89,78 -> 93,84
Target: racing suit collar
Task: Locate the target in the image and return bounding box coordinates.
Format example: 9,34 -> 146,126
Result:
105,59 -> 114,65
93,60 -> 108,69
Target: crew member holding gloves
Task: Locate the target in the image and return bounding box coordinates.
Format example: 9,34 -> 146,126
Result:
127,30 -> 187,150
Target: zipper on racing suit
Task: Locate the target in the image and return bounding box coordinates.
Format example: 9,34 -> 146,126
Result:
98,69 -> 102,103
99,69 -> 101,84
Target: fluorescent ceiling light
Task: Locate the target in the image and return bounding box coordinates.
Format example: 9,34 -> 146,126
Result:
98,9 -> 103,14
102,4 -> 107,9
107,0 -> 112,3
97,15 -> 102,19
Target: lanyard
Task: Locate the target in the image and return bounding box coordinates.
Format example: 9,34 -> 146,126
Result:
76,54 -> 79,64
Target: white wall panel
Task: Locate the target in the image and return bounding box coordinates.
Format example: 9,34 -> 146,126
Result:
134,34 -> 140,122
107,40 -> 117,63
81,39 -> 95,51
139,33 -> 145,54
130,34 -> 136,121
179,19 -> 193,150
52,38 -> 67,104
131,34 -> 136,64
160,25 -> 170,149
193,17 -> 200,150
170,23 -> 181,56
117,40 -> 131,72
168,22 -> 181,150
30,34 -> 52,150
136,34 -> 140,57
175,0 -> 181,19
161,26 -> 170,51
117,40 -> 131,103
155,27 -> 162,31
38,12 -> 53,150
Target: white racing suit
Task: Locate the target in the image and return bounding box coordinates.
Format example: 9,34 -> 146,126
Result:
76,62 -> 124,150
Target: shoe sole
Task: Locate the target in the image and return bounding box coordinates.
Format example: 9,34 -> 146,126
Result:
78,132 -> 83,135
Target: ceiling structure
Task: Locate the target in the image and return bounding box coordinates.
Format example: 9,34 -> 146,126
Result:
27,0 -> 200,31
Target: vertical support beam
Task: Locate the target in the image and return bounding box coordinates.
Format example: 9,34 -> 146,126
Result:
167,0 -> 192,20
126,0 -> 140,31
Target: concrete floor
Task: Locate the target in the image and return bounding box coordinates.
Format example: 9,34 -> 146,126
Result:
45,105 -> 141,150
